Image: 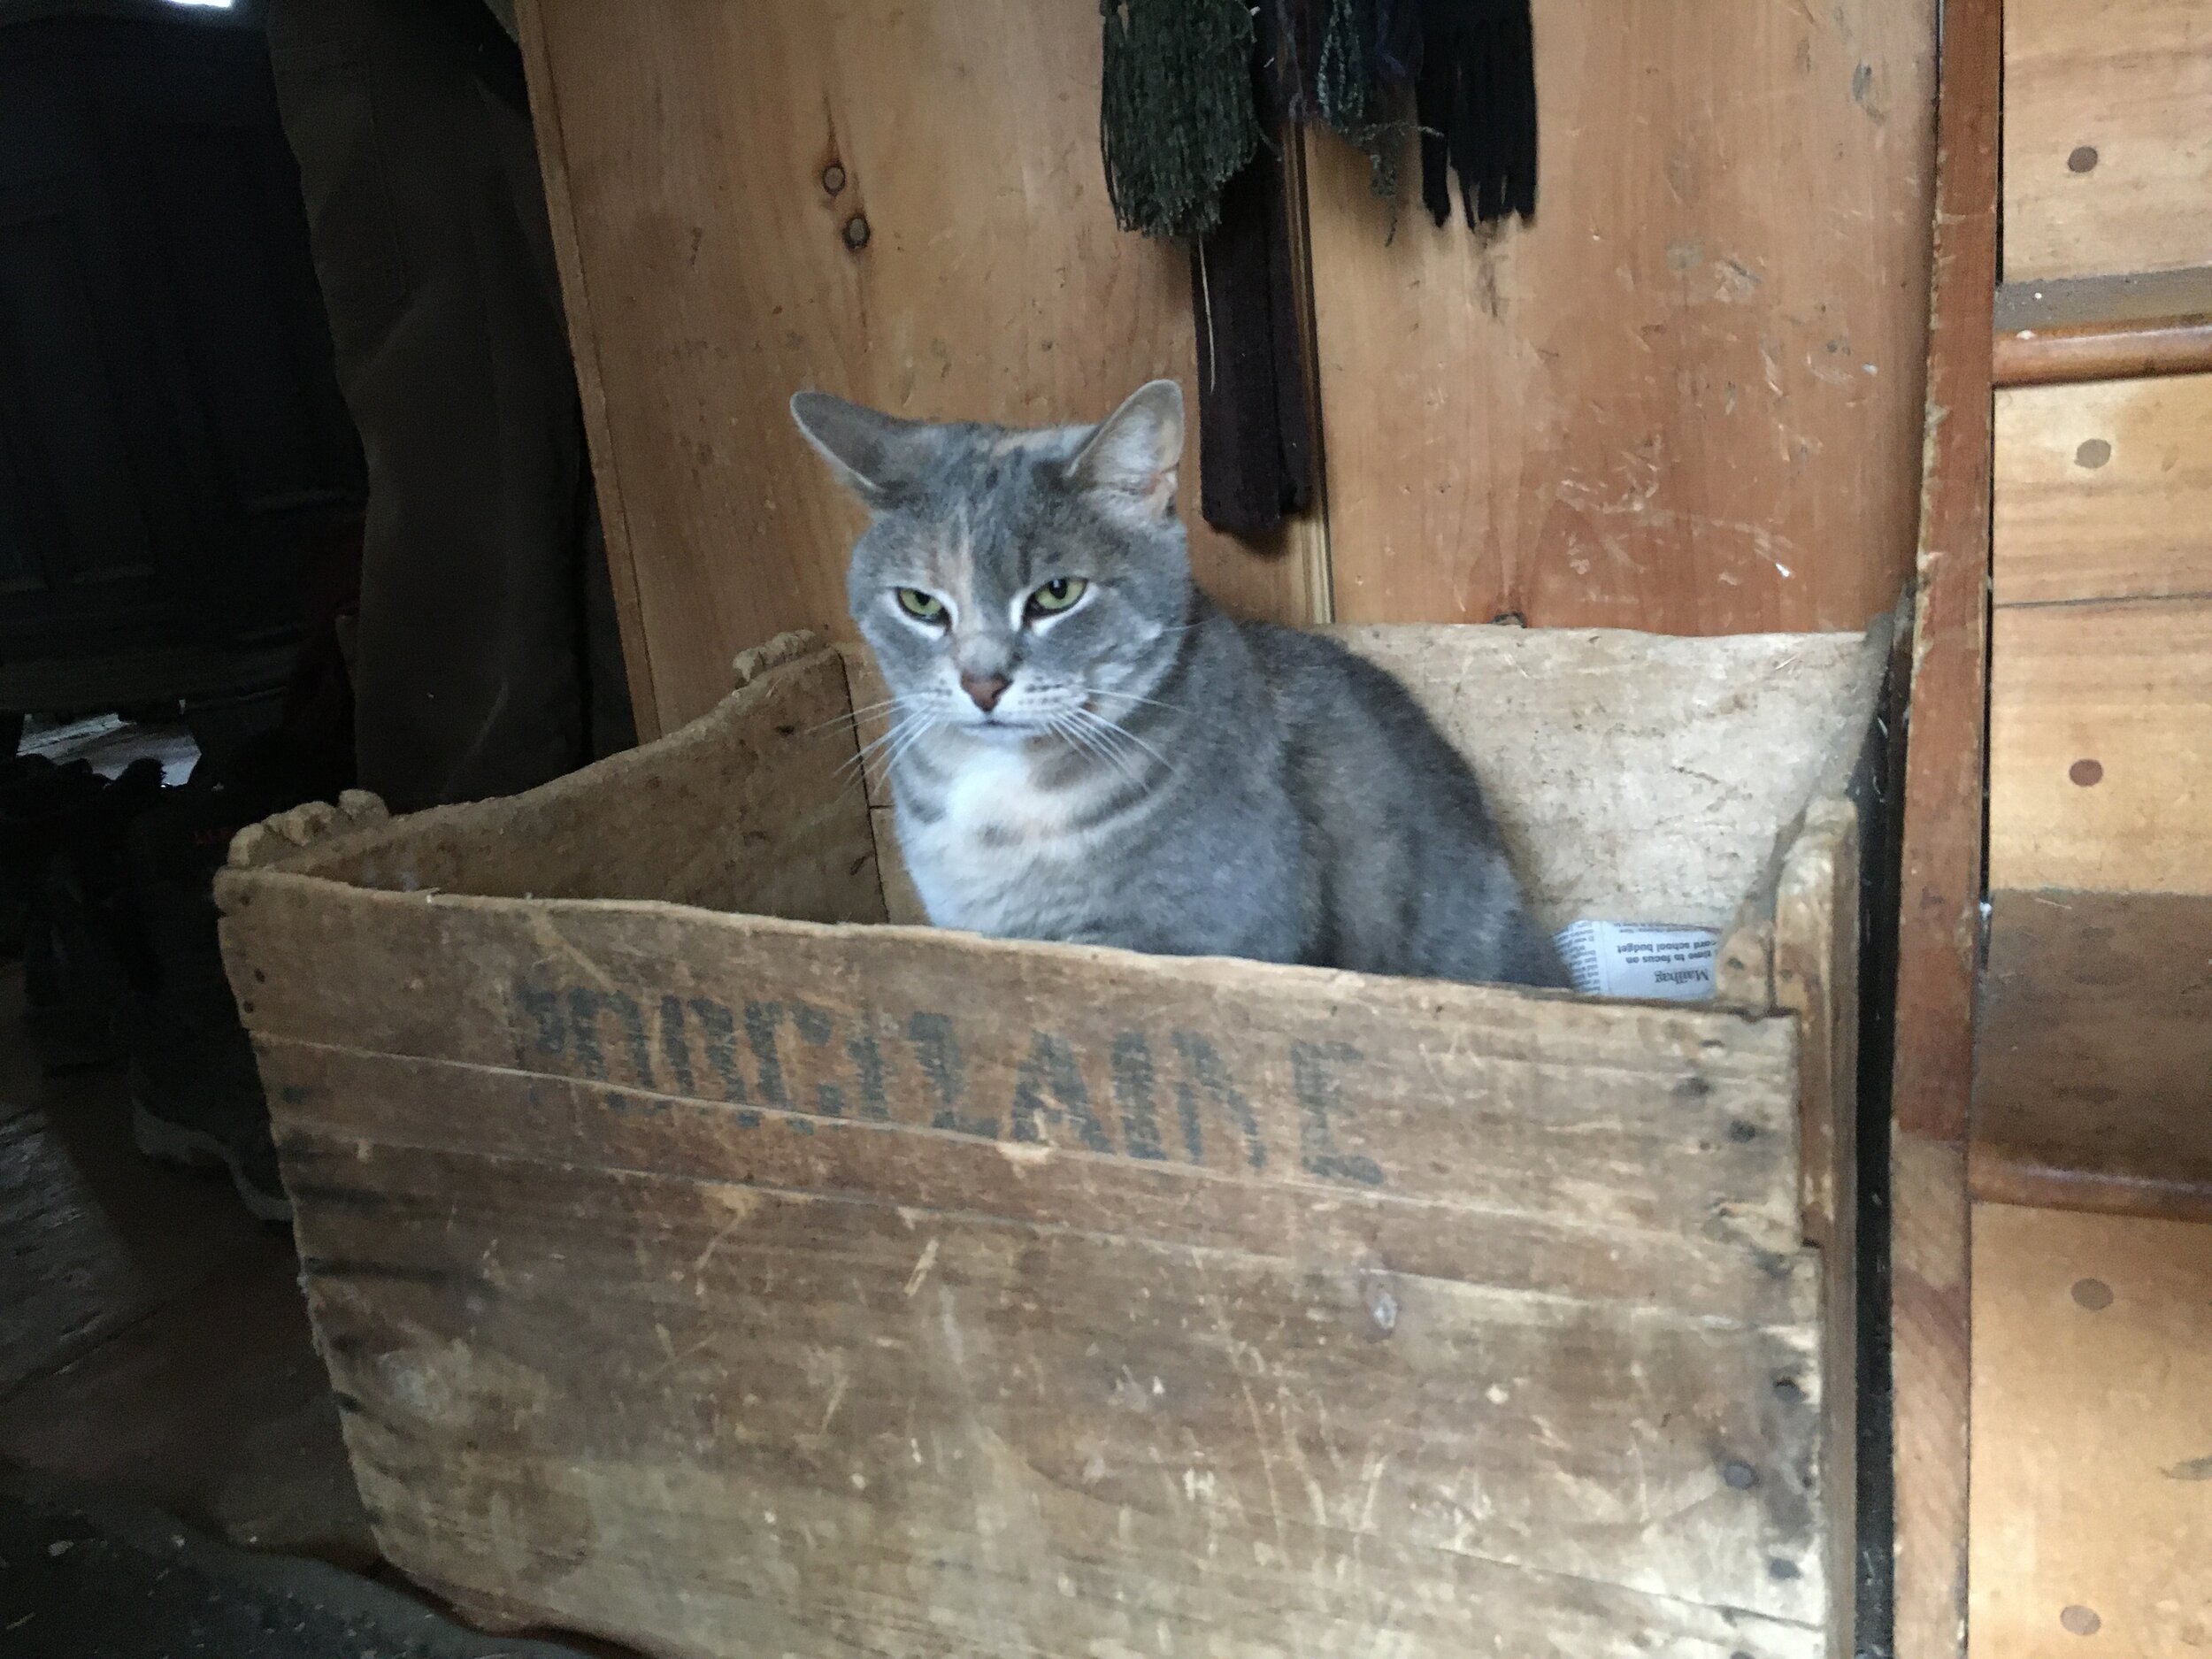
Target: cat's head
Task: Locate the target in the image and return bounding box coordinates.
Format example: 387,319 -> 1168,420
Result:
790,381 -> 1192,741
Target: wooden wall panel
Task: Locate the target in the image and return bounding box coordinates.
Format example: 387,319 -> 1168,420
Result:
1987,599 -> 2212,895
1967,1203 -> 2212,1658
1975,890 -> 2212,1202
1306,0 -> 1935,634
1979,375 -> 2212,1206
518,0 -> 1325,736
1993,374 -> 2212,605
2001,0 -> 2212,284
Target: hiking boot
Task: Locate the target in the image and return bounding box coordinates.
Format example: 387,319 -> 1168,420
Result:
129,1029 -> 289,1225
115,758 -> 324,1225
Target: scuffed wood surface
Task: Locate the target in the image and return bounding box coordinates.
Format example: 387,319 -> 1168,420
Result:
219,646 -> 884,926
1339,627 -> 1882,931
515,0 -> 1322,737
1774,803 -> 1861,1659
1888,0 -> 1999,1649
220,875 -> 1833,1653
300,1143 -> 1827,1657
1987,598 -> 2212,895
2001,0 -> 2212,284
1305,0 -> 1934,637
1974,889 -> 2212,1197
231,888 -> 1810,1279
1993,373 -> 2212,605
1967,1203 -> 2212,1657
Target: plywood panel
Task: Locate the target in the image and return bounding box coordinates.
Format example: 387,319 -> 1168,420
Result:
2001,0 -> 2212,283
1993,373 -> 2212,605
1306,0 -> 1935,635
517,0 -> 1324,736
1968,1203 -> 2212,1657
1975,889 -> 2212,1196
1988,598 -> 2212,894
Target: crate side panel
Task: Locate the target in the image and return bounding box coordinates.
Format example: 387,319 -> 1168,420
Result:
234,649 -> 884,924
293,1133 -> 1830,1649
227,884 -> 1808,1263
262,1041 -> 1816,1330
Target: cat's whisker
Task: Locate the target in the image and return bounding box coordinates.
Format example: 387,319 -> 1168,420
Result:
805,695 -> 905,739
877,715 -> 940,780
1071,705 -> 1173,776
836,711 -> 925,784
1050,713 -> 1140,786
1085,687 -> 1188,717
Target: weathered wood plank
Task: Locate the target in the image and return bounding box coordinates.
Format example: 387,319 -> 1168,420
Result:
2001,0 -> 2212,284
258,1042 -> 1816,1330
1889,0 -> 1999,1648
222,644 -> 884,925
1774,803 -> 1861,1659
1993,373 -> 2212,606
226,882 -> 1807,1263
294,1141 -> 1831,1653
1973,889 -> 2212,1199
1987,597 -> 2212,895
1966,1203 -> 2212,1658
1305,0 -> 1934,637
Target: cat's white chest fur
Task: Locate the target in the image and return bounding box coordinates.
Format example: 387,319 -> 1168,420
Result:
897,743 -> 1088,934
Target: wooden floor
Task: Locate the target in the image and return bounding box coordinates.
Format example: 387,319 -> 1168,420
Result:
1968,1202 -> 2212,1656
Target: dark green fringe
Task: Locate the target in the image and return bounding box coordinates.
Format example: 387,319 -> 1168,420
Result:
1098,0 -> 1260,242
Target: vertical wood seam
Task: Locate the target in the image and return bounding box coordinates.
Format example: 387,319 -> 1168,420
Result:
514,0 -> 665,739
1888,0 -> 2000,1651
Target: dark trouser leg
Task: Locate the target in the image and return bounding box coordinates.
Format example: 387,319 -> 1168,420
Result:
264,0 -> 631,813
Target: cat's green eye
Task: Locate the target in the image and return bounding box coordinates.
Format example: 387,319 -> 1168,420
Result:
1026,577 -> 1089,618
895,588 -> 947,622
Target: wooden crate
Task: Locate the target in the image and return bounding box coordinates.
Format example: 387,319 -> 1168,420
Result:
217,621 -> 1890,1659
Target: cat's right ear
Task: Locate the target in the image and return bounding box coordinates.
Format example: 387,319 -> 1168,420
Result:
789,390 -> 926,511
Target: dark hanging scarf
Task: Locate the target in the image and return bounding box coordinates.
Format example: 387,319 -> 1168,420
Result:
1101,0 -> 1536,534
1416,0 -> 1539,227
1187,6 -> 1314,537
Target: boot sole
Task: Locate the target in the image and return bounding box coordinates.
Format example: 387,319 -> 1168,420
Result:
132,1101 -> 292,1225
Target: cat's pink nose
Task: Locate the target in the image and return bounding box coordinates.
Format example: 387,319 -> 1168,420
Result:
959,672 -> 1010,712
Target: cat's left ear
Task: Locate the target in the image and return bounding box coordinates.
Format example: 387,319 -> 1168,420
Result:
1067,380 -> 1183,518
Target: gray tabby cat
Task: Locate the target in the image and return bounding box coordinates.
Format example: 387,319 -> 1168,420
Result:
790,380 -> 1569,988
